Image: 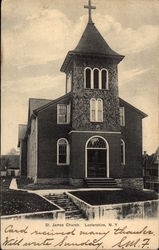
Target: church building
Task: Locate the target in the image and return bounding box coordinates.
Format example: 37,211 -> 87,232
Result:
18,1 -> 147,189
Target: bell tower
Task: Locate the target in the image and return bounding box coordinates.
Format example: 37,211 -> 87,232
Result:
60,0 -> 124,132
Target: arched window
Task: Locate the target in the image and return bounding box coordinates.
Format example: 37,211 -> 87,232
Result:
93,69 -> 99,89
121,139 -> 125,165
97,99 -> 103,122
84,68 -> 91,89
101,69 -> 108,89
90,98 -> 96,122
57,138 -> 70,165
87,137 -> 106,148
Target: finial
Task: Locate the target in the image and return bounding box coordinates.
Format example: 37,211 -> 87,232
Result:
84,0 -> 96,23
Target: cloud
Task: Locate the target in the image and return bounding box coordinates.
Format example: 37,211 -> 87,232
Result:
2,5 -> 159,69
1,2 -> 159,154
2,74 -> 65,98
118,67 -> 150,85
95,14 -> 159,55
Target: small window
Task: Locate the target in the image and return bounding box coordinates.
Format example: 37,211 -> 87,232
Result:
120,107 -> 125,126
121,139 -> 125,165
93,69 -> 99,89
101,69 -> 108,89
97,99 -> 103,122
85,68 -> 91,88
90,98 -> 96,122
57,104 -> 70,124
57,138 -> 70,165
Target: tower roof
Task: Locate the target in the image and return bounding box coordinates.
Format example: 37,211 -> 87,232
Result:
61,0 -> 124,72
74,22 -> 121,56
61,22 -> 124,72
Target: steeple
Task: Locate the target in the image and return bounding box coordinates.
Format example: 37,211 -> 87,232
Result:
61,1 -> 124,72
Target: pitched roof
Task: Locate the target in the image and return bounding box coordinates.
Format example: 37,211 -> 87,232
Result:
28,98 -> 52,118
74,22 -> 122,56
119,98 -> 148,118
33,92 -> 72,114
61,22 -> 124,72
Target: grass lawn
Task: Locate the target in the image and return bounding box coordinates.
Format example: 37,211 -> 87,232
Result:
1,189 -> 58,216
70,189 -> 158,205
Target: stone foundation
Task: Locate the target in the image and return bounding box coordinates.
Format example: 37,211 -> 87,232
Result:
36,178 -> 69,185
69,178 -> 84,187
115,178 -> 144,190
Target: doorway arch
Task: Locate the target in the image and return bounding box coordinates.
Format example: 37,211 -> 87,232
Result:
85,136 -> 109,178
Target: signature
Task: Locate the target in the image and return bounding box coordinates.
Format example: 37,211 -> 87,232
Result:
112,236 -> 151,249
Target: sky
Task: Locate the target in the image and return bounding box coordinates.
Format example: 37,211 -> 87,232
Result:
1,0 -> 159,155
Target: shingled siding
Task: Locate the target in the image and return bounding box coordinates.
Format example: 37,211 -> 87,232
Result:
120,100 -> 143,178
71,56 -> 120,131
37,100 -> 71,179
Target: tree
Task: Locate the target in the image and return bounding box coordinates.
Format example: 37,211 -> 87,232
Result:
8,148 -> 17,155
0,156 -> 11,171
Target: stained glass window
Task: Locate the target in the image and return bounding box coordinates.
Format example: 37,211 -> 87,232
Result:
87,137 -> 106,148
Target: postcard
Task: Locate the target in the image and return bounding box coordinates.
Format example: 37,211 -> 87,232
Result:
1,0 -> 159,249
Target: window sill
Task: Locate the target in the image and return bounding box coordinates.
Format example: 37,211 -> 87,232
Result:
57,123 -> 70,125
90,121 -> 103,123
84,88 -> 109,91
57,163 -> 70,166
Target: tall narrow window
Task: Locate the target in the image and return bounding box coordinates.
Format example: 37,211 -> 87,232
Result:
93,69 -> 99,89
97,99 -> 103,122
66,73 -> 72,93
57,104 -> 70,124
90,98 -> 96,122
85,68 -> 91,88
121,139 -> 125,165
101,69 -> 108,89
120,107 -> 125,126
57,138 -> 70,165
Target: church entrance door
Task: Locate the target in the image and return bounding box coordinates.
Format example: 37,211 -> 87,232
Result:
86,136 -> 108,178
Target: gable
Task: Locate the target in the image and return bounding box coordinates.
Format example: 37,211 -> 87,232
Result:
33,92 -> 72,115
119,98 -> 147,119
28,98 -> 52,118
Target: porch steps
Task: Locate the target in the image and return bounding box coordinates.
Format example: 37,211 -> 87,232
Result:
45,193 -> 87,220
85,178 -> 118,188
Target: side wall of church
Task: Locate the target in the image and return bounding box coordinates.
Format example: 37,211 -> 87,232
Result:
120,100 -> 143,178
27,118 -> 37,180
37,97 -> 71,180
71,56 -> 120,131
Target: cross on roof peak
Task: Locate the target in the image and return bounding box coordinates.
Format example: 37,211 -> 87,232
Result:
84,0 -> 96,23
